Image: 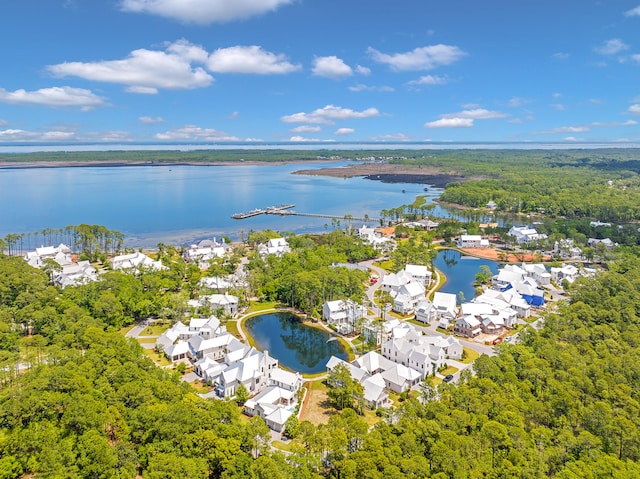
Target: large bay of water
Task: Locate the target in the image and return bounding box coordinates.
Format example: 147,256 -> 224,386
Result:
245,312 -> 348,374
0,162 -> 450,248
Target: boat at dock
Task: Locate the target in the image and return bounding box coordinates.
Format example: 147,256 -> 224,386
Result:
231,208 -> 265,219
265,203 -> 295,213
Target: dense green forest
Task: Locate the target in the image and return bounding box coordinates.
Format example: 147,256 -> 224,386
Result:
392,149 -> 640,222
2,236 -> 640,476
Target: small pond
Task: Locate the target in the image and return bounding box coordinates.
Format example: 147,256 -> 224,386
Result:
434,249 -> 499,303
245,311 -> 348,374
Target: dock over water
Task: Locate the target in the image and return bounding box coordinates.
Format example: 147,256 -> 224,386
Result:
231,204 -> 378,222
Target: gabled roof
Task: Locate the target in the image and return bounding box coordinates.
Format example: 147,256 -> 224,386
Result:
381,364 -> 421,386
352,351 -> 395,374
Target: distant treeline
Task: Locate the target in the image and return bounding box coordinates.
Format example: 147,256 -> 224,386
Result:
0,149 -> 422,165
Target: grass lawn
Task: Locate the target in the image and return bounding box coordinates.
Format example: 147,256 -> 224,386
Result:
190,380 -> 213,394
388,389 -> 419,407
373,260 -> 393,271
461,347 -> 479,364
246,301 -> 279,313
272,440 -> 301,452
430,376 -> 443,386
142,348 -> 171,367
141,322 -> 171,336
440,365 -> 459,376
137,337 -> 157,344
407,319 -> 429,328
225,320 -> 240,338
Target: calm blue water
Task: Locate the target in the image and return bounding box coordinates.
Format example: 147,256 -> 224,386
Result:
0,162 -> 451,247
245,312 -> 348,374
433,249 -> 499,303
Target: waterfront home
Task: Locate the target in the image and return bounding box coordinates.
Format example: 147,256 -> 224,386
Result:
188,332 -> 239,361
214,348 -> 278,398
509,280 -> 545,306
474,288 -> 531,318
269,368 -> 303,393
550,264 -> 580,284
257,237 -> 290,257
507,226 -> 548,244
381,364 -> 422,393
587,238 -> 615,249
24,243 -> 73,268
457,235 -> 490,248
326,356 -> 370,385
352,351 -> 396,376
361,374 -> 390,409
590,221 -> 612,228
110,251 -> 165,272
455,315 -> 482,337
357,225 -> 396,252
486,200 -> 498,210
322,299 -> 368,335
54,260 -> 98,288
381,323 -> 462,377
415,292 -> 458,328
200,293 -> 239,316
521,263 -> 551,286
184,238 -> 230,268
553,239 -> 583,260
392,281 -> 426,315
380,270 -> 413,293
403,264 -> 432,286
200,274 -> 248,292
243,386 -> 295,433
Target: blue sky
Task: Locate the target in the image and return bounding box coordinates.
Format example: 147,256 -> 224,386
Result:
1,0 -> 640,146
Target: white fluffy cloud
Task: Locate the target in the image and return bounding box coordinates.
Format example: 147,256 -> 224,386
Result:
0,86 -> 106,110
334,128 -> 354,135
0,128 -> 77,142
425,108 -> 506,129
594,38 -> 629,55
48,41 -> 213,94
442,108 -> 507,120
507,97 -> 531,108
407,75 -> 448,86
425,118 -> 473,128
367,44 -> 465,71
120,0 -> 294,24
139,116 -> 165,124
312,56 -> 353,79
348,84 -> 394,92
290,125 -> 321,133
155,125 -> 240,141
624,5 -> 640,16
629,104 -> 640,115
207,46 -> 300,74
281,105 -> 380,124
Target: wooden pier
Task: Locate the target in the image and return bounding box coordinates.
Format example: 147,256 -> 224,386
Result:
232,203 -> 378,222
264,209 -> 378,222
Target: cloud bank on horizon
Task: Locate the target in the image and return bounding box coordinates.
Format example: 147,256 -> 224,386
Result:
0,0 -> 639,145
